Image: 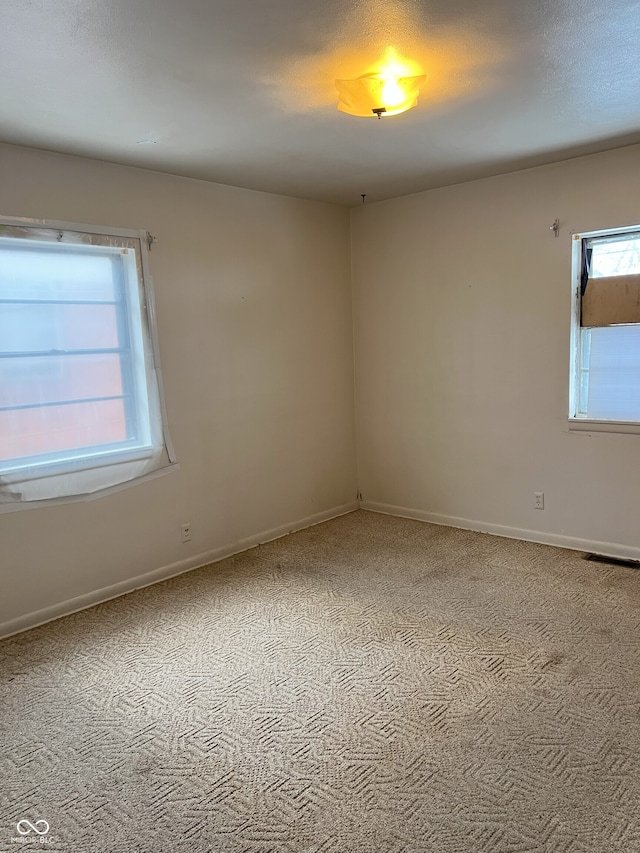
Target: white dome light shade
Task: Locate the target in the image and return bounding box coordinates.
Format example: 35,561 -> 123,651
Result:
335,72 -> 426,118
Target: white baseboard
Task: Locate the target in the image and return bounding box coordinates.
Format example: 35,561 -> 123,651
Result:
0,501 -> 359,640
360,500 -> 640,562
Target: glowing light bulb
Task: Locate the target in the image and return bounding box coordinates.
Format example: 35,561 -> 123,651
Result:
380,75 -> 405,108
335,51 -> 425,118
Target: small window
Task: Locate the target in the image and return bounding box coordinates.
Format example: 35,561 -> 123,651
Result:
569,226 -> 640,431
0,217 -> 175,506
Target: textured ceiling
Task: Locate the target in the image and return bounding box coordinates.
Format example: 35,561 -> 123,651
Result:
1,0 -> 640,205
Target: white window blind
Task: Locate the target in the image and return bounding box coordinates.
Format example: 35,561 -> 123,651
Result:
578,325 -> 640,420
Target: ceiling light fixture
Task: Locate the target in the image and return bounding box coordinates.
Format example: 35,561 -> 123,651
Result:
335,70 -> 426,118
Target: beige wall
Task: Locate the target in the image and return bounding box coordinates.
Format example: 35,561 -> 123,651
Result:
0,144 -> 357,631
352,144 -> 640,556
3,140 -> 640,633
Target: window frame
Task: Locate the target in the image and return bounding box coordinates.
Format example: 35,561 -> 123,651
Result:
569,223 -> 640,435
0,214 -> 175,483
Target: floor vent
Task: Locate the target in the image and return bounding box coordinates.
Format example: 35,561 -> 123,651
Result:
585,553 -> 640,569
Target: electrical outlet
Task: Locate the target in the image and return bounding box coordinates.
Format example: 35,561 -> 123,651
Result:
180,523 -> 192,543
534,492 -> 544,510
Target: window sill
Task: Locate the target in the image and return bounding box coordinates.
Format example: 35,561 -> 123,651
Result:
0,444 -> 157,479
568,418 -> 640,435
0,462 -> 180,513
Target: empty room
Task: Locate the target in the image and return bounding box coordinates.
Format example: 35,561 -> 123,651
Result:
1,0 -> 639,851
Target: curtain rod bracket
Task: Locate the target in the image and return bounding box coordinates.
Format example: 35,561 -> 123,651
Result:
147,232 -> 158,251
549,219 -> 559,238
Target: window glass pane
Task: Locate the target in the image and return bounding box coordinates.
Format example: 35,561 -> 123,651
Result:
0,303 -> 119,352
0,219 -> 171,503
590,236 -> 640,278
581,325 -> 640,420
0,353 -> 125,408
0,399 -> 128,462
0,242 -> 117,301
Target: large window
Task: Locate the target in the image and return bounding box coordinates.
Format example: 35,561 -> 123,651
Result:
0,217 -> 175,506
570,225 -> 640,431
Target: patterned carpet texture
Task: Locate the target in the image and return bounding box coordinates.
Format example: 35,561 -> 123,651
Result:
1,510 -> 640,852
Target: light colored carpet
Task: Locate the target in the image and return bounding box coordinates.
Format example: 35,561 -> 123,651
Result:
1,510 -> 640,852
